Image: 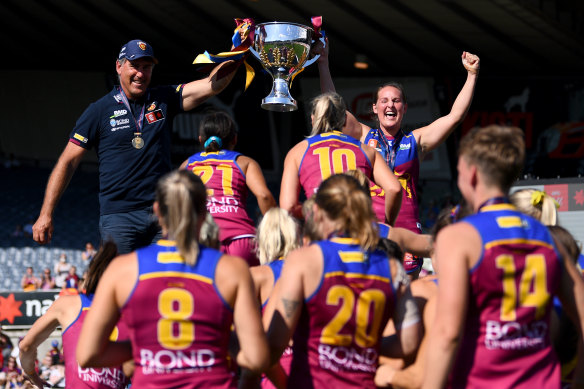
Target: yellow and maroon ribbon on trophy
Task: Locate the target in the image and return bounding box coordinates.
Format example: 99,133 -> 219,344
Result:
193,18 -> 256,90
289,16 -> 324,86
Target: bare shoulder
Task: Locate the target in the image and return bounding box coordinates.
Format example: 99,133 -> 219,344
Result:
216,254 -> 252,285
287,140 -> 309,159
235,154 -> 254,170
282,245 -> 323,282
436,221 -> 482,268
58,294 -> 83,327
437,221 -> 479,244
286,245 -> 321,266
104,252 -> 137,278
410,276 -> 438,301
358,123 -> 373,143
98,252 -> 138,302
250,265 -> 273,288
215,254 -> 254,307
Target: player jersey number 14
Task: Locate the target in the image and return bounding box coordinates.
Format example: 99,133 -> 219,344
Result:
495,253 -> 549,322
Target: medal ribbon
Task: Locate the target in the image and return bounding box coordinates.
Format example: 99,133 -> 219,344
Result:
388,129 -> 404,171
193,18 -> 256,90
372,128 -> 402,171
478,197 -> 509,212
117,87 -> 145,134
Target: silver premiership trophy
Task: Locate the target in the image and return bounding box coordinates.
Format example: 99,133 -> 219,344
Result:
251,22 -> 321,112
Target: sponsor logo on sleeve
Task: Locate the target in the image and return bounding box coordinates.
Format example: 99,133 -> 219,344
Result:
73,133 -> 88,143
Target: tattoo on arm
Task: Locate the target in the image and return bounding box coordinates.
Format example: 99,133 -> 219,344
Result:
281,298 -> 300,319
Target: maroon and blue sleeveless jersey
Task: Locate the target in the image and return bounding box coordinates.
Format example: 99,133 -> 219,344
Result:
370,181 -> 387,223
364,129 -> 420,232
261,259 -> 292,389
450,202 -> 562,388
62,294 -> 128,389
299,131 -> 373,199
185,150 -> 255,242
121,240 -> 236,389
289,238 -> 395,389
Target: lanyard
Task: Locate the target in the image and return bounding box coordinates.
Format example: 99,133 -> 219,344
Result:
388,129 -> 404,171
118,87 -> 146,133
477,197 -> 509,212
375,128 -> 403,171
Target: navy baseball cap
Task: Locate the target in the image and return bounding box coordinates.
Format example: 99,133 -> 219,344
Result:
118,39 -> 158,64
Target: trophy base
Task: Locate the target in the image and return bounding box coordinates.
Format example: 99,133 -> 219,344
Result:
261,97 -> 298,112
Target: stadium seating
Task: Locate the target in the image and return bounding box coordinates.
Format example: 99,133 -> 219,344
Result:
1,165 -> 99,291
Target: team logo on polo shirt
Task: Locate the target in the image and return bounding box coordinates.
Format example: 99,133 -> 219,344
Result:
146,109 -> 165,124
147,102 -> 156,111
138,42 -> 147,50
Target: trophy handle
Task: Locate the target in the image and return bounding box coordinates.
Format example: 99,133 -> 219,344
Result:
303,34 -> 326,68
249,46 -> 260,60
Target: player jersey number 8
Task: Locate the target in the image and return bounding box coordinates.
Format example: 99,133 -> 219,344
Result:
157,288 -> 195,350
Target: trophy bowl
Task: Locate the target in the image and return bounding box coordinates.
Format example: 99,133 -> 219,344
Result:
251,22 -> 318,112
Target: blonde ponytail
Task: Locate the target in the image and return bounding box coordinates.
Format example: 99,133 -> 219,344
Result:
510,188 -> 559,226
310,92 -> 347,136
156,170 -> 207,265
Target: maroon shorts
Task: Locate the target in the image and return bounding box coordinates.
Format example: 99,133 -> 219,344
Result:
221,237 -> 260,267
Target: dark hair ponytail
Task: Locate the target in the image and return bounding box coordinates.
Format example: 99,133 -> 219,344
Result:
200,111 -> 237,152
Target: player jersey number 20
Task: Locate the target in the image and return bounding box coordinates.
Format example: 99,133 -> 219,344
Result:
157,288 -> 195,350
320,285 -> 386,348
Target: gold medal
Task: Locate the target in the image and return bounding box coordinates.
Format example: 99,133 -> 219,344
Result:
132,135 -> 144,149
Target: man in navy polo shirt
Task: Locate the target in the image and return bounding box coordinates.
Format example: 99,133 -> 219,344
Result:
33,39 -> 238,254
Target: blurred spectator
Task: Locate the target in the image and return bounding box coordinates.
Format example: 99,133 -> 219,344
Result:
77,270 -> 88,293
0,332 -> 13,367
39,269 -> 56,290
53,254 -> 71,288
49,341 -> 62,366
2,356 -> 21,377
9,225 -> 24,239
38,353 -> 52,381
6,372 -> 31,388
22,221 -> 34,238
39,352 -> 64,388
81,242 -> 97,261
20,268 -> 40,292
63,267 -> 79,290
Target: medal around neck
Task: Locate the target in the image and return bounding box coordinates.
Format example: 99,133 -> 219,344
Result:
132,134 -> 144,149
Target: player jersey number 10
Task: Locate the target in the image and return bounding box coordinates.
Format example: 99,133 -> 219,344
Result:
320,285 -> 386,348
191,164 -> 234,196
313,147 -> 357,180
